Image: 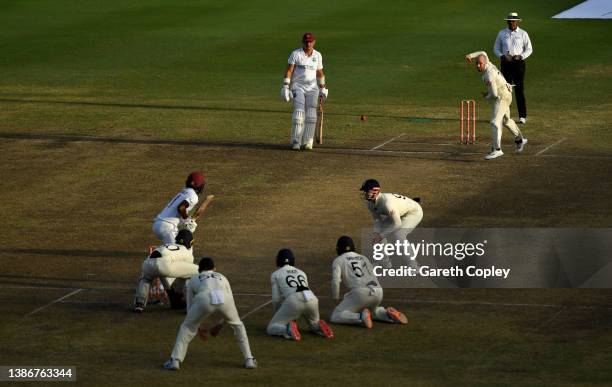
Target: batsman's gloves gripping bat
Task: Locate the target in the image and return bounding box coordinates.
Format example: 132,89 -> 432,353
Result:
319,87 -> 328,100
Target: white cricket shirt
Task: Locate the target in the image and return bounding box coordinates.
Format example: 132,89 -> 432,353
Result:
288,48 -> 323,91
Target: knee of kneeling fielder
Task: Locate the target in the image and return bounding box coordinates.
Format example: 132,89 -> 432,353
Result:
330,308 -> 342,323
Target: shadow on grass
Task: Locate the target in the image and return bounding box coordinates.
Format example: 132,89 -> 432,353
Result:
0,97 -> 462,122
0,131 -> 480,162
0,248 -> 139,258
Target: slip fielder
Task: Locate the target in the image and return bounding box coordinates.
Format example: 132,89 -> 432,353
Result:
331,236 -> 408,327
164,258 -> 257,370
267,249 -> 334,341
360,179 -> 423,268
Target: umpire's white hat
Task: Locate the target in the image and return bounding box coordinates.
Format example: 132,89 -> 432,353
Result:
504,12 -> 522,21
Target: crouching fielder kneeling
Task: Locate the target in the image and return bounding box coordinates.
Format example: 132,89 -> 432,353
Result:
267,249 -> 334,340
163,257 -> 257,370
331,236 -> 408,328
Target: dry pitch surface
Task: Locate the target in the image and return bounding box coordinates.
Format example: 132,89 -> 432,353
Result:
1,129 -> 611,386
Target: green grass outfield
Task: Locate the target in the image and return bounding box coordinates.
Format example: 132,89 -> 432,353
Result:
1,0 -> 611,146
0,1 -> 611,386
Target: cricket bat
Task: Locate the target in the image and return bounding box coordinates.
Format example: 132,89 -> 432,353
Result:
315,95 -> 324,144
191,194 -> 215,220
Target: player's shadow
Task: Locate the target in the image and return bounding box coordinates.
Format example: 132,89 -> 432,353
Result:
0,131 -> 290,152
0,97 -> 288,115
0,97 -> 462,122
0,248 -> 138,258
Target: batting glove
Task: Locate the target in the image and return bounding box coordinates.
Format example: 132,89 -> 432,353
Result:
179,217 -> 198,233
319,87 -> 328,100
281,85 -> 292,102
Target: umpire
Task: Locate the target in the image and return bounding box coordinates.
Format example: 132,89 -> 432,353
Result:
493,12 -> 533,124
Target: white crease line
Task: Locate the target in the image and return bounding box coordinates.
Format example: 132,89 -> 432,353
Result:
3,285 -> 77,290
369,133 -> 406,150
240,299 -> 272,320
536,306 -> 566,330
7,286 -> 611,311
540,154 -> 612,160
536,138 -> 567,156
239,293 -> 611,310
25,288 -> 84,316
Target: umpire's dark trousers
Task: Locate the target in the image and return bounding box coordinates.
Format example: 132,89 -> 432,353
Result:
500,58 -> 527,119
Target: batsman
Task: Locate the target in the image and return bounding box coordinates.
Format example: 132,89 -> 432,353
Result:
281,32 -> 328,150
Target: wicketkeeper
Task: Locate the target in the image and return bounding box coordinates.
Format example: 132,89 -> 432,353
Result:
360,179 -> 423,268
133,230 -> 199,312
281,32 -> 328,150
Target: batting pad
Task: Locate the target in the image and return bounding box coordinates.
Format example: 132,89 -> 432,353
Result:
291,109 -> 305,144
303,107 -> 317,145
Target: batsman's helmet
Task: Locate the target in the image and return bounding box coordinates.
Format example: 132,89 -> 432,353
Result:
198,257 -> 215,272
360,179 -> 381,192
186,171 -> 206,194
175,229 -> 194,248
336,235 -> 355,255
302,32 -> 315,43
276,248 -> 295,267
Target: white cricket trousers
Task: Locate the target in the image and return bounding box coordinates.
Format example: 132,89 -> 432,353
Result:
490,91 -> 523,150
134,257 -> 198,303
267,292 -> 320,336
291,86 -> 319,146
331,286 -> 394,324
381,205 -> 424,266
171,291 -> 253,362
152,220 -> 178,245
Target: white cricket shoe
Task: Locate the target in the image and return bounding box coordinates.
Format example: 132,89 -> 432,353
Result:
291,142 -> 301,151
516,138 -> 528,153
484,149 -> 504,160
244,358 -> 258,369
163,358 -> 180,371
519,117 -> 526,124
302,140 -> 313,150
